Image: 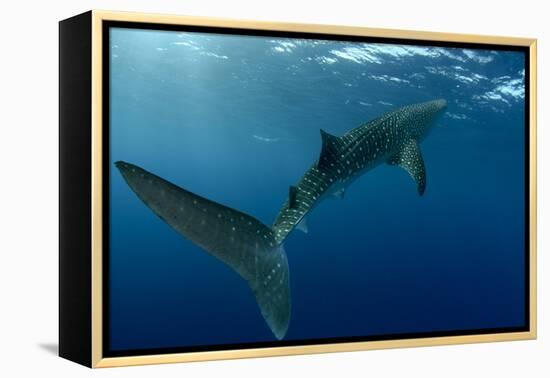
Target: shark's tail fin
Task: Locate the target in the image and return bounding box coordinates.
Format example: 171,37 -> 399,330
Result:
115,161 -> 290,339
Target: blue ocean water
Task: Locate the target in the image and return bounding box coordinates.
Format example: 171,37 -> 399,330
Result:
108,27 -> 526,351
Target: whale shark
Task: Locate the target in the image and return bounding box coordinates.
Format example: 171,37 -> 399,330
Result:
115,99 -> 447,340
272,99 -> 447,243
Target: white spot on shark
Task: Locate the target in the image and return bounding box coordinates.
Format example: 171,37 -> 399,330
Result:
253,135 -> 280,143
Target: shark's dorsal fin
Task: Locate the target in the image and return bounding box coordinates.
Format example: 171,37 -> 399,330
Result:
288,185 -> 298,209
317,129 -> 345,170
387,139 -> 426,196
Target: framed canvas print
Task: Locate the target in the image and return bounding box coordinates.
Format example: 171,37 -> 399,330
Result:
59,10 -> 537,368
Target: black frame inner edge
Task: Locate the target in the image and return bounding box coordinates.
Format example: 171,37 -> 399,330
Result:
101,20 -> 531,358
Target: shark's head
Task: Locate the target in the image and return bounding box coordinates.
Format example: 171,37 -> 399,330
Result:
428,98 -> 448,112
405,99 -> 447,139
417,99 -> 447,120
429,98 -> 448,128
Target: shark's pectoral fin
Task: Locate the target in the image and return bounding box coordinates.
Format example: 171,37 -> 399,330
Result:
296,217 -> 308,233
332,188 -> 345,199
317,129 -> 345,170
115,161 -> 290,340
387,140 -> 426,196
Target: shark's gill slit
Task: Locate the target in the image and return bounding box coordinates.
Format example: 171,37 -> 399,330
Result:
115,99 -> 447,340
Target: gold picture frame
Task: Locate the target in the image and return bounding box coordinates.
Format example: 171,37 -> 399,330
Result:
59,9 -> 537,368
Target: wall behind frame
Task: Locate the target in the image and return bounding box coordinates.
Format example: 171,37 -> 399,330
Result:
59,11 -> 92,368
0,0 -> 547,377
